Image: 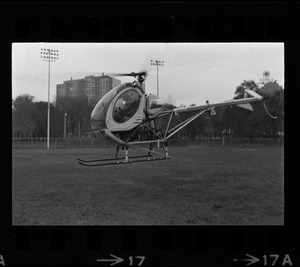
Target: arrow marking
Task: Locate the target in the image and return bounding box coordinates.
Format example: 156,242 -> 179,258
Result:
97,254 -> 124,266
233,254 -> 260,266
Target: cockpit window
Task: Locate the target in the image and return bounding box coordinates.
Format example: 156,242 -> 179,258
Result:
113,89 -> 141,123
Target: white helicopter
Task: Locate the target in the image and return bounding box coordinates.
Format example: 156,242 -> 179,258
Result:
77,71 -> 265,166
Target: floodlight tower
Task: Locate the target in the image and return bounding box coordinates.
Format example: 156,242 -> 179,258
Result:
64,113 -> 67,139
40,48 -> 59,149
150,60 -> 165,97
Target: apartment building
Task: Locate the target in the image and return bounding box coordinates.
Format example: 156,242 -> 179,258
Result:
56,73 -> 121,105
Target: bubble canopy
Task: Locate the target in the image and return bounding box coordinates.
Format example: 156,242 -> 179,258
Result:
113,89 -> 141,123
90,83 -> 143,131
91,84 -> 127,130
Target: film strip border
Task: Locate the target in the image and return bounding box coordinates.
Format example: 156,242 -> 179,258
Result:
2,1 -> 300,266
8,227 -> 298,265
1,2 -> 299,41
10,16 -> 282,40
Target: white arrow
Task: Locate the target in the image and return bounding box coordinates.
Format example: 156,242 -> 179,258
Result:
97,254 -> 124,266
233,254 -> 260,266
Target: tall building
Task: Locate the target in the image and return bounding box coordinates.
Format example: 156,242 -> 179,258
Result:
56,73 -> 121,105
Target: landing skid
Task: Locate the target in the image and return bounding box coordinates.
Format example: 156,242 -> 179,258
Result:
78,141 -> 170,167
77,154 -> 153,163
77,155 -> 170,167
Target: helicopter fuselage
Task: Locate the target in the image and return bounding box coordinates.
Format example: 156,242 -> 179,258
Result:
90,82 -> 163,143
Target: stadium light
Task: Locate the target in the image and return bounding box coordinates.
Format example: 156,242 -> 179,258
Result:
40,48 -> 59,149
150,59 -> 165,97
64,113 -> 67,139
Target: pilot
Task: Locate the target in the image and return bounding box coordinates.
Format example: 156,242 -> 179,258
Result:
115,98 -> 125,111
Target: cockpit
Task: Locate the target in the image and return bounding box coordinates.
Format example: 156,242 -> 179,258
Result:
90,83 -> 145,132
90,83 -> 128,131
112,89 -> 141,123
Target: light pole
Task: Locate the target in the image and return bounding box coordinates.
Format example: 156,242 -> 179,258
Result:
64,113 -> 67,139
150,60 -> 165,97
40,48 -> 59,149
78,121 -> 81,138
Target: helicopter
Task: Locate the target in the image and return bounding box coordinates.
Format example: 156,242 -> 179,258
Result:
77,71 -> 265,167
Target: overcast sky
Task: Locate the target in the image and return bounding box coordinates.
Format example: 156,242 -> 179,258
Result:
12,43 -> 284,106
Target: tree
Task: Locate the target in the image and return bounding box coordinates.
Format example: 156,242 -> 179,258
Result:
259,89 -> 284,137
234,80 -> 259,99
208,108 -> 226,138
12,94 -> 38,137
56,95 -> 94,137
12,94 -> 98,138
32,101 -> 47,137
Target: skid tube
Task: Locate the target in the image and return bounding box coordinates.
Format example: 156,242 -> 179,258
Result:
77,154 -> 153,163
78,139 -> 170,167
78,156 -> 170,167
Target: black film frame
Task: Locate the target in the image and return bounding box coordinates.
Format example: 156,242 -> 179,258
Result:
2,1 -> 299,266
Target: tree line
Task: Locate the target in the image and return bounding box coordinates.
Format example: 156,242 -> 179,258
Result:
12,80 -> 284,139
12,95 -> 94,138
177,80 -> 284,139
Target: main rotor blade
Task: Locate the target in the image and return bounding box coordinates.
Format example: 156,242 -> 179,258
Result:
110,71 -> 148,77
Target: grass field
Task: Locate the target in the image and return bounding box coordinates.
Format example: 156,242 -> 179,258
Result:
12,146 -> 284,225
